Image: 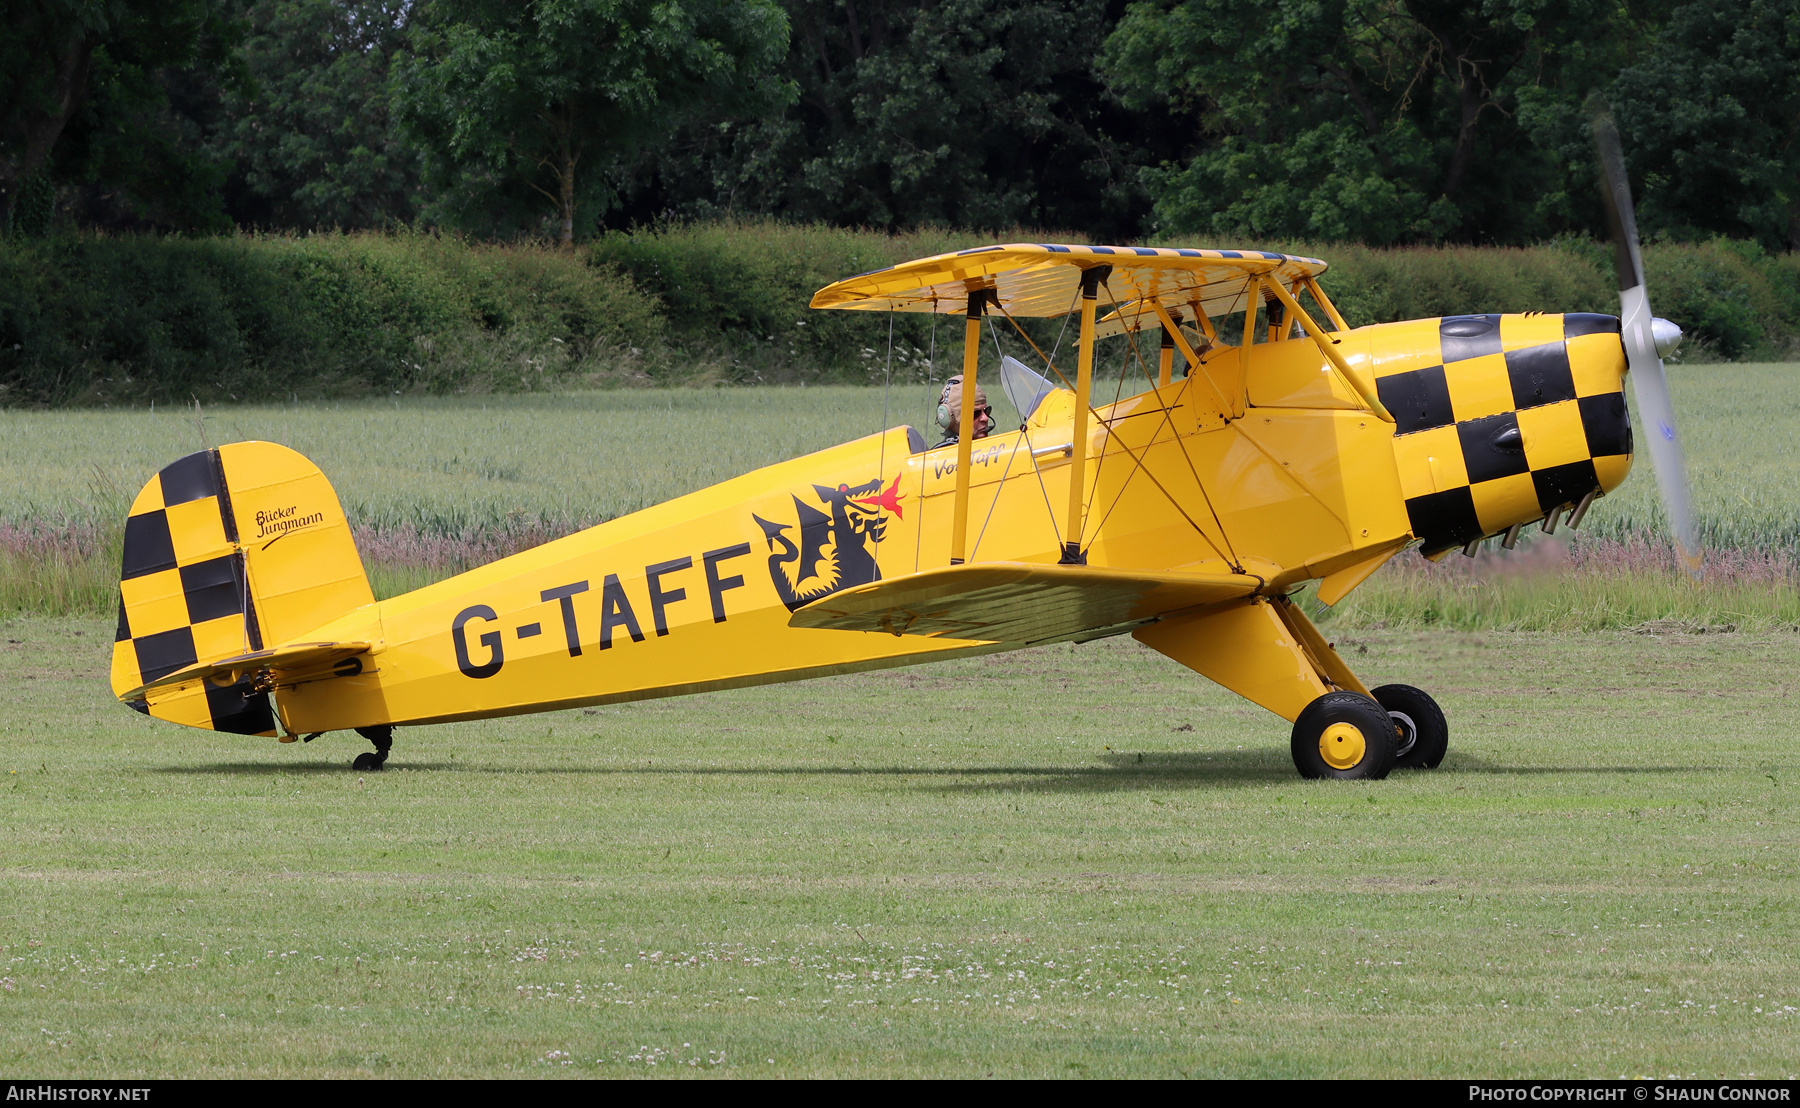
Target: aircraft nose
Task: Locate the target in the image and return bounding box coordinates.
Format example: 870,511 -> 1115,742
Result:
1561,312 -> 1629,394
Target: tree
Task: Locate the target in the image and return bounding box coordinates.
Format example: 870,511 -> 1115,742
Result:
1,0 -> 243,233
758,0 -> 1167,233
394,0 -> 793,246
612,0 -> 1184,239
1612,0 -> 1800,251
1101,0 -> 1643,244
210,0 -> 423,230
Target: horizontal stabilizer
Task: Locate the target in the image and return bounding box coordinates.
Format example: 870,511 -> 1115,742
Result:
117,641 -> 370,702
790,562 -> 1261,645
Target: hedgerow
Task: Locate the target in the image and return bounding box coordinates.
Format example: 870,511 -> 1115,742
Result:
4,223 -> 1795,406
0,231 -> 662,406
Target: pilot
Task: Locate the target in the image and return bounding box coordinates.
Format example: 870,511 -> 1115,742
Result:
1185,334 -> 1215,375
933,375 -> 995,448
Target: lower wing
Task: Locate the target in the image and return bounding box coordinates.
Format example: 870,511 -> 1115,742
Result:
790,562 -> 1262,646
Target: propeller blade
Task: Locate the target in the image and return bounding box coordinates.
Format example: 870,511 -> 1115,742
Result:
1590,94 -> 1702,576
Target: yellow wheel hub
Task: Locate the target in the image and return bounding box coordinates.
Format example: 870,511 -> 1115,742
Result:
1319,722 -> 1366,770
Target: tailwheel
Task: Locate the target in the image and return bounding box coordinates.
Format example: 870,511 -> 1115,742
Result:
1371,684 -> 1448,770
1291,692 -> 1397,780
352,725 -> 393,771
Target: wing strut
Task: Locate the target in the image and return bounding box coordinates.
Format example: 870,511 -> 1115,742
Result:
1300,276 -> 1350,331
949,289 -> 986,565
1147,298 -> 1234,416
1261,278 -> 1393,423
1059,264 -> 1108,564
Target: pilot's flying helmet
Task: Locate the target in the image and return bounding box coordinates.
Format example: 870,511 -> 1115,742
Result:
936,375 -> 993,435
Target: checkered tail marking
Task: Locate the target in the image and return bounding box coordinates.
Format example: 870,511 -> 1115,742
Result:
110,450 -> 275,735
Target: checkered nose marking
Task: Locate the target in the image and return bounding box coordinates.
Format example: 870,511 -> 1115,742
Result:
1378,314 -> 1631,552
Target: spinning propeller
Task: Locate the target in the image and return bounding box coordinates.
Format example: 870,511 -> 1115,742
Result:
1590,94 -> 1703,576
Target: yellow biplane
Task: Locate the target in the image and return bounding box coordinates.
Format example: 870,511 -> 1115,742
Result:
107,120 -> 1695,780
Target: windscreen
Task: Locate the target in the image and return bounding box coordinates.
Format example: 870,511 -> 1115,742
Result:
999,355 -> 1055,423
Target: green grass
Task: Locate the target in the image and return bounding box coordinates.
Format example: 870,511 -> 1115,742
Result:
2,617 -> 1795,1077
1316,571 -> 1800,633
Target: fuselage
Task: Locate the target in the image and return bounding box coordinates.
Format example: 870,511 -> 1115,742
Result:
273,311 -> 1630,734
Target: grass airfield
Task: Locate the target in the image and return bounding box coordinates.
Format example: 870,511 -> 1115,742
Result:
3,616 -> 1795,1078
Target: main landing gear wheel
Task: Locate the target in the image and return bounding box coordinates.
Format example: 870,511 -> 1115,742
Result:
1291,692 -> 1397,780
352,725 -> 392,771
1371,684 -> 1448,770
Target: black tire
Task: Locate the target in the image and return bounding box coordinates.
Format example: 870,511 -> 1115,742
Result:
1371,684 -> 1448,770
353,725 -> 392,771
1290,691 -> 1398,780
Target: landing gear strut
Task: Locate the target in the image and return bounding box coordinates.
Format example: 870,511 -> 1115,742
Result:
352,725 -> 392,771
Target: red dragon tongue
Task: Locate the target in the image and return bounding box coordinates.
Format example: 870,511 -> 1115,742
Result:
851,473 -> 906,519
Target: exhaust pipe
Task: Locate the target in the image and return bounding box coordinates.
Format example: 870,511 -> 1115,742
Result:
1566,489 -> 1598,530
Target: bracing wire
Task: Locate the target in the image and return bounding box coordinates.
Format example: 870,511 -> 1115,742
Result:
1099,291 -> 1227,535
978,289 -> 1067,550
1014,424 -> 1067,550
1106,289 -> 1240,565
1083,284 -> 1241,568
1080,319 -> 1162,551
989,297 -> 1223,559
1045,294 -> 1076,376
969,316 -> 1057,560
968,429 -> 1031,564
993,298 -> 1216,561
1078,313 -> 1136,539
993,289 -> 1231,568
913,306 -> 939,575
997,297 -> 1077,391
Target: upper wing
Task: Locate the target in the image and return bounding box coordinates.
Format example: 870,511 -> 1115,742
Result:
115,640 -> 371,702
809,243 -> 1325,321
789,562 -> 1262,646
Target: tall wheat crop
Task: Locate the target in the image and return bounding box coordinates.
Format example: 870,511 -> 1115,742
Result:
2,365 -> 1795,626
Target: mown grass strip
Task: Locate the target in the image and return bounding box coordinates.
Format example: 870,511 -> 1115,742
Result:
2,617 -> 1795,1077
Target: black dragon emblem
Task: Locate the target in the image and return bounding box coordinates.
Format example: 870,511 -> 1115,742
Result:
752,474 -> 903,612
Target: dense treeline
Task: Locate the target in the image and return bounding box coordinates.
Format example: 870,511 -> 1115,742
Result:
4,225 -> 1796,406
4,0 -> 1799,249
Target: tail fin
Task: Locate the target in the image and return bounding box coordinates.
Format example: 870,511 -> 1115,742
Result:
109,442 -> 373,734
